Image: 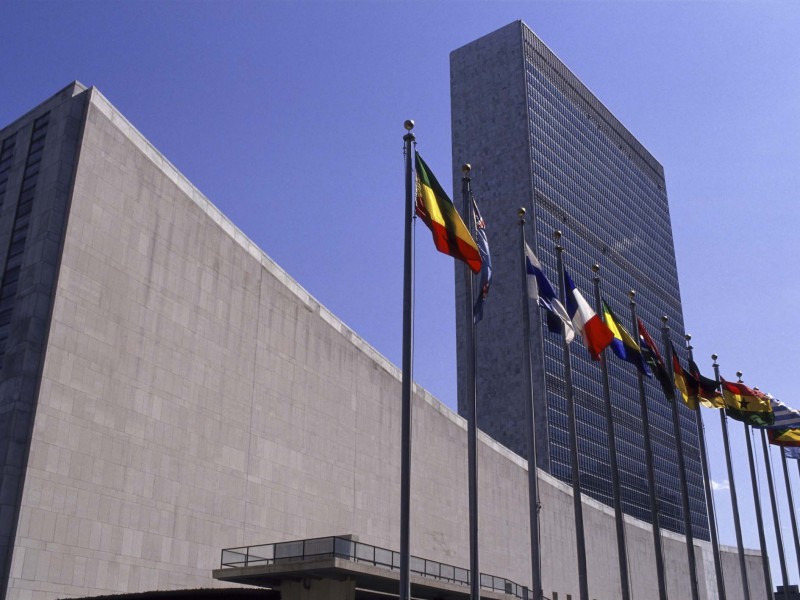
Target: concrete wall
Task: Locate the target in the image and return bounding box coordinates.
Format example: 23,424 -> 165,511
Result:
449,21 -> 551,472
4,88 -> 766,600
720,544 -> 770,600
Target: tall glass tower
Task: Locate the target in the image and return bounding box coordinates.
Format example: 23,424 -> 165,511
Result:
450,21 -> 708,539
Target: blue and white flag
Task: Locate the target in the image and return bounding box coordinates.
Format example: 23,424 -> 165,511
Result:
762,397 -> 800,430
525,244 -> 574,343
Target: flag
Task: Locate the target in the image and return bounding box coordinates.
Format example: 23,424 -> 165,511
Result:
414,152 -> 481,274
524,244 -> 575,342
761,398 -> 800,430
767,428 -> 800,447
721,379 -> 774,427
564,271 -> 613,360
601,300 -> 651,377
688,360 -> 726,409
637,318 -> 675,401
472,196 -> 492,323
671,345 -> 698,410
784,447 -> 800,459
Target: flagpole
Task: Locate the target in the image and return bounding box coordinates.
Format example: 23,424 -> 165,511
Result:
780,447 -> 800,580
590,265 -> 630,600
461,165 -> 480,600
685,335 -> 726,600
628,292 -> 668,600
737,370 -> 774,600
712,356 -> 751,600
758,424 -> 790,599
660,317 -> 700,600
553,231 -> 589,600
399,119 -> 415,600
518,208 -> 542,600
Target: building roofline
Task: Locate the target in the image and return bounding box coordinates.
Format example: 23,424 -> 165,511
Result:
451,21 -> 665,183
0,81 -> 88,137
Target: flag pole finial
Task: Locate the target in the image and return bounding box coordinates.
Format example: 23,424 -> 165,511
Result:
685,333 -> 691,342
736,371 -> 743,382
462,163 -> 471,176
517,207 -> 526,222
404,119 -> 415,131
591,263 -> 599,273
711,353 -> 718,364
661,315 -> 669,324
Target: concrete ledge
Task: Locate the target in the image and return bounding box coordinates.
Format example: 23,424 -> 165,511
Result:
213,556 -> 516,600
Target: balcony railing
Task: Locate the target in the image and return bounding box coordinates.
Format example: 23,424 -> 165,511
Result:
220,536 -> 528,599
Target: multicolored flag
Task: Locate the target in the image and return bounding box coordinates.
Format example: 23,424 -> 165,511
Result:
721,379 -> 774,427
525,244 -> 575,342
767,428 -> 800,447
637,319 -> 675,401
762,398 -> 800,430
563,271 -> 613,360
414,152 -> 481,274
472,196 -> 492,323
602,300 -> 651,376
688,360 -> 726,409
671,346 -> 698,410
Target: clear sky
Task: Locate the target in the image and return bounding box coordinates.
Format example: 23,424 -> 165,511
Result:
3,0 -> 800,591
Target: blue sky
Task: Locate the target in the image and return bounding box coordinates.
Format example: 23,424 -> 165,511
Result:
3,0 -> 800,591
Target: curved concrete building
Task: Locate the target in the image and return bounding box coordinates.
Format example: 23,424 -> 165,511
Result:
0,85 -> 764,600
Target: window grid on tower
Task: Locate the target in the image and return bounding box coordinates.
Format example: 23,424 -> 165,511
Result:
0,113 -> 50,370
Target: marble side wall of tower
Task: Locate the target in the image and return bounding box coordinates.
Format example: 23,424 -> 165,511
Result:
450,22 -> 552,471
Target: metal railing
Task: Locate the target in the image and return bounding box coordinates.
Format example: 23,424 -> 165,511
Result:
220,536 -> 527,599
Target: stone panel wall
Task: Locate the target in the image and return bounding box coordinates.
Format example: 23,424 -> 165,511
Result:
3,88 -> 764,600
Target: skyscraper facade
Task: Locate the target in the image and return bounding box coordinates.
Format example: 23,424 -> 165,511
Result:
451,21 -> 708,540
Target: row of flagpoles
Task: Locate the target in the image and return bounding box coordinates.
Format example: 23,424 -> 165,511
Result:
400,124 -> 800,600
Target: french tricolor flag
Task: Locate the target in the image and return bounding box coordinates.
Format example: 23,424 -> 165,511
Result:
563,270 -> 614,360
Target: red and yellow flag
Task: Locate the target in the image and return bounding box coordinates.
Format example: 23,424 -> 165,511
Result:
688,360 -> 726,409
671,348 -> 697,410
415,152 -> 481,274
721,379 -> 774,426
768,428 -> 800,447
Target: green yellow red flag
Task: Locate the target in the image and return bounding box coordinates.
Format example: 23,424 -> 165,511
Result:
414,152 -> 481,273
721,378 -> 774,426
767,428 -> 800,447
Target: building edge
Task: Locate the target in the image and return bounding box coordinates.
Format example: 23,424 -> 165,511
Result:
0,84 -> 90,599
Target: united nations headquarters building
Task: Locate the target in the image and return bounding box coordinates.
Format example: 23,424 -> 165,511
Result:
0,22 -> 767,600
